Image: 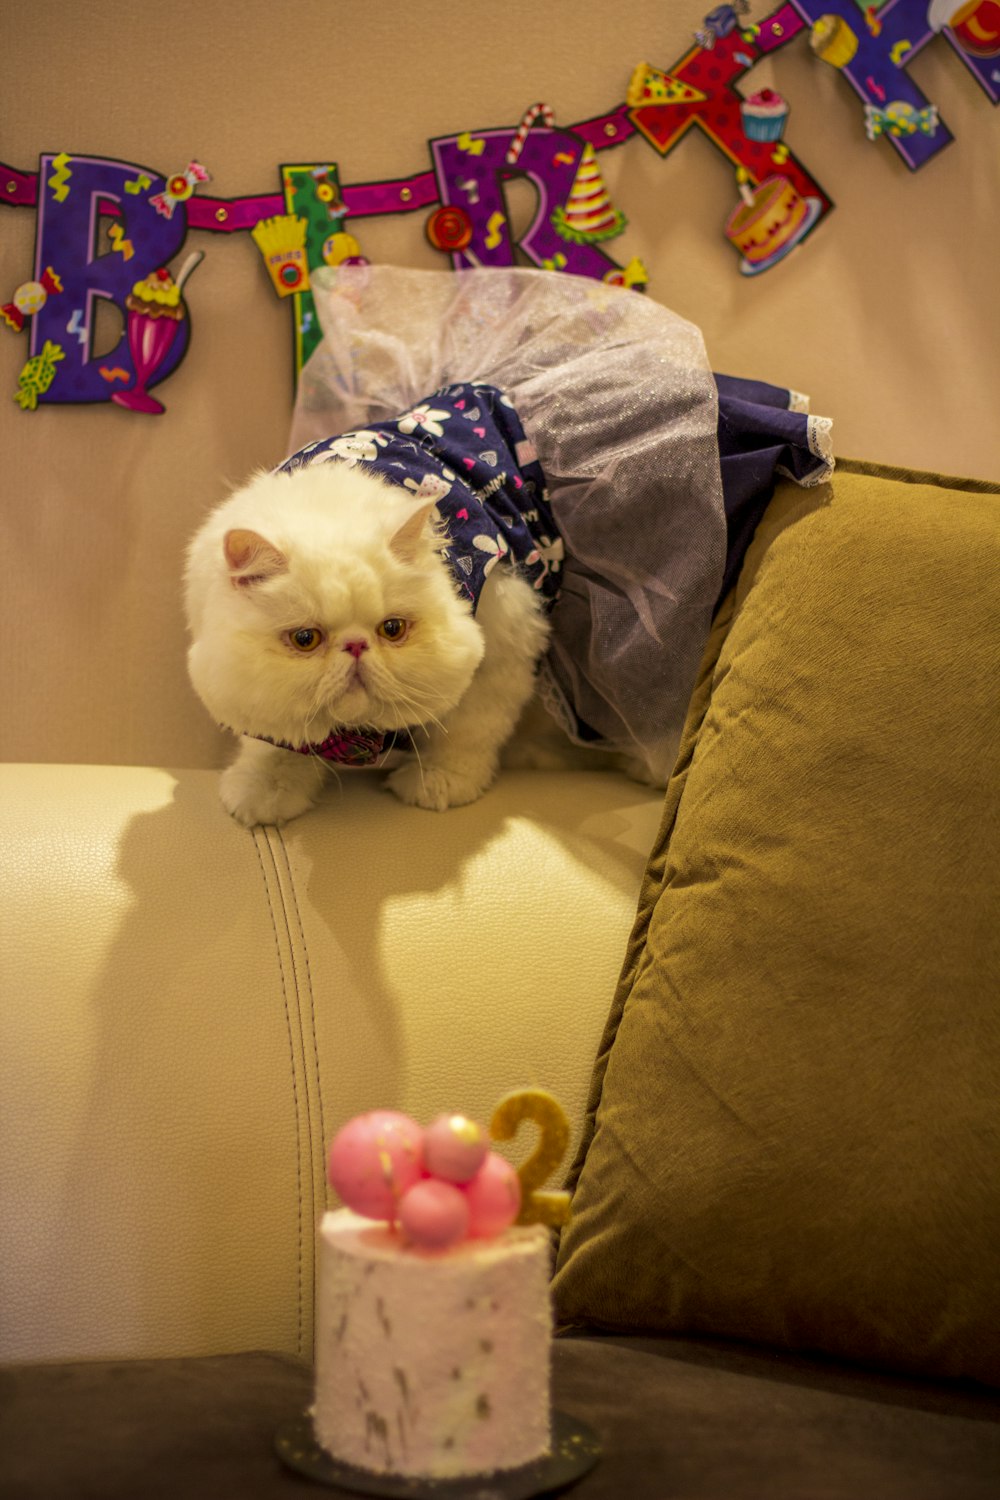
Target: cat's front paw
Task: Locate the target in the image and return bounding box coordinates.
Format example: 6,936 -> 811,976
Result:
386,760 -> 493,812
219,761 -> 319,827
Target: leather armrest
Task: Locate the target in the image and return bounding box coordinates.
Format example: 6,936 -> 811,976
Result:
0,764 -> 662,1363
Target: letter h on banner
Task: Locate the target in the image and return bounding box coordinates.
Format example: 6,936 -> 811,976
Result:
789,0 -> 999,169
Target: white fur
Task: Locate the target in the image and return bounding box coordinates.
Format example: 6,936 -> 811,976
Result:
184,462 -> 549,826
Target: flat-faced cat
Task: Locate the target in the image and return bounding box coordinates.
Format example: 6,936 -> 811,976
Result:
185,385 -> 554,826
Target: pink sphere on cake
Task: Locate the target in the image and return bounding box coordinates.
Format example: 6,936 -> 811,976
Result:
327,1109 -> 424,1220
464,1151 -> 522,1237
423,1112 -> 490,1183
398,1177 -> 471,1248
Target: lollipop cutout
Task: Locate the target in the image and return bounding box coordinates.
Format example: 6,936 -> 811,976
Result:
425,205 -> 473,253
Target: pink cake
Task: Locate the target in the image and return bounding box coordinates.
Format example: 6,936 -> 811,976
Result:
310,1101 -> 570,1481
313,1208 -> 552,1478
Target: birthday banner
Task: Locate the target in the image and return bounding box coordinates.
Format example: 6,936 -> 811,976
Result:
1,0 -> 996,413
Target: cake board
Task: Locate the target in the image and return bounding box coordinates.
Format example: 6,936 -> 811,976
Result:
275,1408 -> 601,1497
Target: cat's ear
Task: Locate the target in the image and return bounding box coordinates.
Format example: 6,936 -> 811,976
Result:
389,502 -> 437,564
223,528 -> 288,588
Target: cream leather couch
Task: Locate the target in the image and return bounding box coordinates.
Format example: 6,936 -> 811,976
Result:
1,759 -> 663,1364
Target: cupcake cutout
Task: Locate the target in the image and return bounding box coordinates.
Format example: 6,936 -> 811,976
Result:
741,88 -> 790,142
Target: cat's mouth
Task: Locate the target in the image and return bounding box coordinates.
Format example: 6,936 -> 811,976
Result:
344,660 -> 368,693
335,661 -> 373,714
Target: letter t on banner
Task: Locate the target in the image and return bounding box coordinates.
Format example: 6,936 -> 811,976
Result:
626,16 -> 833,272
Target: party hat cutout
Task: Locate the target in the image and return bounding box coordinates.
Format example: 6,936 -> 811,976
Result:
550,144 -> 627,244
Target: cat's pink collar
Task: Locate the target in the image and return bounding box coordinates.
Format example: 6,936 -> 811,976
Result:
252,726 -> 413,765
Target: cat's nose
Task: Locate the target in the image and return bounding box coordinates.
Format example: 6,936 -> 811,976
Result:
342,638 -> 369,659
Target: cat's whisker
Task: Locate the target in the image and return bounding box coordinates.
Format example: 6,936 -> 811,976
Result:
301,702 -> 348,791
402,731 -> 426,794
378,687 -> 434,794
386,683 -> 448,740
311,746 -> 343,790
381,678 -> 449,736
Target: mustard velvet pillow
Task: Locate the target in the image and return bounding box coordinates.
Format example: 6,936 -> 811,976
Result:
552,461 -> 1000,1386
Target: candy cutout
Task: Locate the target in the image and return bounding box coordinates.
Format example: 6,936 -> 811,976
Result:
865,101 -> 940,139
425,204 -> 473,251
423,1113 -> 489,1184
14,339 -> 64,410
150,161 -> 210,219
3,266 -> 63,332
327,1110 -> 425,1221
398,1178 -> 470,1249
505,102 -> 556,166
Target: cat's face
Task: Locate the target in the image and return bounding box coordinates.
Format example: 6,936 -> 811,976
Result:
185,463 -> 484,746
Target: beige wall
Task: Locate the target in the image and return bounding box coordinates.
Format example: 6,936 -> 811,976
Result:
2,0 -> 997,768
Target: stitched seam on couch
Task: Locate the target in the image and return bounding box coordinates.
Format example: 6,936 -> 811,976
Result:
274,828 -> 330,1177
271,824 -> 329,1313
249,826 -> 307,1360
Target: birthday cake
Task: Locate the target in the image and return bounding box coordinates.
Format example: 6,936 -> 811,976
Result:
311,1101 -> 569,1481
725,175 -> 809,269
315,1210 -> 552,1478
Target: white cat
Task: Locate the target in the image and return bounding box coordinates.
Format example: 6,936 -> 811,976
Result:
185,461 -> 549,827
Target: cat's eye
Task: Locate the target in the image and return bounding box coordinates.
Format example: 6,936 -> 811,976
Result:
376,617 -> 409,642
287,627 -> 325,653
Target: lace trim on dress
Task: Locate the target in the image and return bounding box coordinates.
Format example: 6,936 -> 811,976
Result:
777,414 -> 835,488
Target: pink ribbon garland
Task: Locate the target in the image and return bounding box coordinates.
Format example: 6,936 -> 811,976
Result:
0,116 -> 634,229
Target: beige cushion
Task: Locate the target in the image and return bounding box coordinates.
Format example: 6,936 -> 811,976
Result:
0,764 -> 663,1363
552,462 -> 1000,1385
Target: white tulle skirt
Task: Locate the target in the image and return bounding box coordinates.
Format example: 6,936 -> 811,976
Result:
288,265 -> 728,783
